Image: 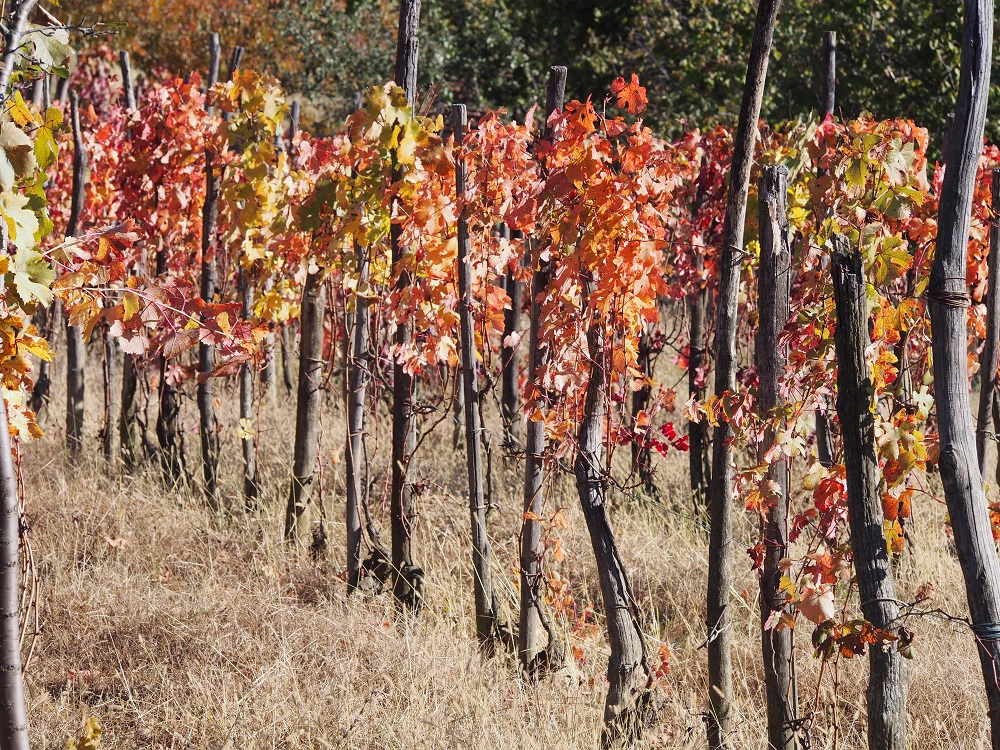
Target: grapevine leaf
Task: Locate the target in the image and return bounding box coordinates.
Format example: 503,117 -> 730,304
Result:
11,245 -> 53,306
0,123 -> 37,192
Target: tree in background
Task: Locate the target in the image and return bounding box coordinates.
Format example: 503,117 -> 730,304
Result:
74,0 -> 993,146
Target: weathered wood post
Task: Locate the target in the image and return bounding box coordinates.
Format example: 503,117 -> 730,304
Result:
519,65 -> 566,675
832,235 -> 908,749
198,32 -> 222,507
928,2 -> 1000,745
65,91 -> 86,461
756,165 -> 799,750
706,0 -> 782,745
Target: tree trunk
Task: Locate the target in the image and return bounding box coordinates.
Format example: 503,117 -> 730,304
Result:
454,104 -> 502,652
345,241 -> 371,593
577,275 -> 653,749
756,166 -> 799,750
820,31 -> 836,118
197,31 -> 222,507
285,270 -> 327,545
501,224 -> 522,448
239,268 -> 259,508
832,236 -> 908,749
390,0 -> 423,609
519,65 -> 566,675
706,1 -> 782,746
928,2 -> 1000,745
977,168 -> 1000,476
65,91 -> 86,461
814,30 -> 839,470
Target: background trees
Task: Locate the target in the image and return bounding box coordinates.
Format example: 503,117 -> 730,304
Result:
72,0 -> 1000,146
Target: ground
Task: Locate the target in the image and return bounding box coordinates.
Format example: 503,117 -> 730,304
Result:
22,352 -> 994,749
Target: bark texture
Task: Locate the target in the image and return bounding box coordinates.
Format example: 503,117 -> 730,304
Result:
706,1 -> 782,746
454,104 -> 502,652
390,0 -> 424,608
832,236 -> 907,750
756,166 -> 799,750
576,276 -> 654,749
0,6 -> 41,746
198,31 -> 222,507
820,31 -> 836,119
65,92 -> 86,461
519,65 -> 566,675
928,2 -> 1000,745
239,269 -> 259,507
285,271 -> 327,545
345,241 -> 371,592
0,397 -> 26,749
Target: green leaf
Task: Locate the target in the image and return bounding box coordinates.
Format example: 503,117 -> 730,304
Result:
845,157 -> 867,189
10,245 -> 53,307
25,25 -> 72,70
1,190 -> 40,252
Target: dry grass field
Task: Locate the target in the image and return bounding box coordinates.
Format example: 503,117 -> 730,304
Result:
20,352 -> 996,749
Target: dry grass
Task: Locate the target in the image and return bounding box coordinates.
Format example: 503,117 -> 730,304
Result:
21,352 -> 995,749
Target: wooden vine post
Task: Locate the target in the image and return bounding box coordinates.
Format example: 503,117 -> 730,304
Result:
820,31 -> 836,118
280,101 -> 301,396
755,165 -> 799,749
832,235 -> 907,749
815,29 -> 837,469
706,0 -> 781,746
519,65 -> 566,675
928,1 -> 1000,745
576,283 -> 655,748
454,103 -> 504,652
65,91 -> 87,462
390,0 -> 424,608
345,232 -> 371,591
198,31 -> 222,507
285,266 -> 327,545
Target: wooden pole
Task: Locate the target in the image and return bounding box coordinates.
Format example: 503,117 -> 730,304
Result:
832,235 -> 908,749
454,103 -> 503,652
519,65 -> 566,675
820,31 -> 836,119
756,165 -> 799,750
706,0 -> 782,746
198,32 -> 222,508
65,92 -> 86,461
927,2 -> 1000,745
389,0 -> 424,609
285,271 -> 327,545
